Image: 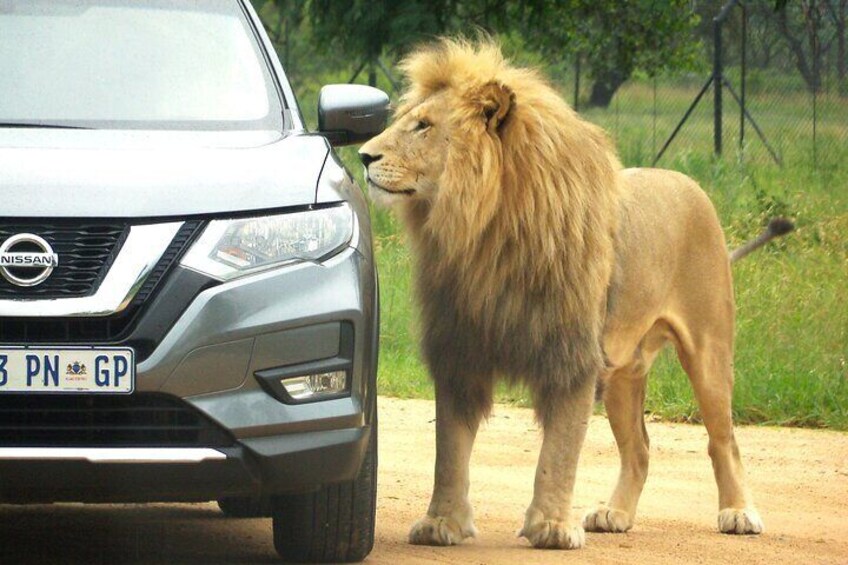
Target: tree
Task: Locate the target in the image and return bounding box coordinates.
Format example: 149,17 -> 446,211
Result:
254,0 -> 702,106
252,0 -> 307,70
825,0 -> 847,95
520,0 -> 701,108
308,0 -> 451,86
766,0 -> 846,94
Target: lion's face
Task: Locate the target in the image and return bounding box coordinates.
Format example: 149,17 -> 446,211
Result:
359,81 -> 514,213
359,91 -> 453,206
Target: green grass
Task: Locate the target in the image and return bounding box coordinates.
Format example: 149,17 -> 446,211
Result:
642,159 -> 848,429
323,78 -> 848,430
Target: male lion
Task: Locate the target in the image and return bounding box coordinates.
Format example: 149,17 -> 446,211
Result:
360,39 -> 785,549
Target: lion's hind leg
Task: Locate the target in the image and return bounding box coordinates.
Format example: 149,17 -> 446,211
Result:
583,357 -> 653,534
674,321 -> 764,535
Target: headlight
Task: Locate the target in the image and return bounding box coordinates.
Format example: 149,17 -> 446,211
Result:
180,204 -> 354,281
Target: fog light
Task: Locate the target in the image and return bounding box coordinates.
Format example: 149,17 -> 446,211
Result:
281,371 -> 348,401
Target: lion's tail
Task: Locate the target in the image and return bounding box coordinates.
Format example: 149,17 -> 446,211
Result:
729,217 -> 795,264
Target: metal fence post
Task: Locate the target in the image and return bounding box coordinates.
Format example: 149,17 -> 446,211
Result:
574,54 -> 581,112
714,10 -> 724,156
654,0 -> 781,167
813,0 -> 819,170
740,3 -> 747,151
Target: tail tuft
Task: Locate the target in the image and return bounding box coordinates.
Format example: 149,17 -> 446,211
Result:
767,217 -> 795,237
730,216 -> 795,263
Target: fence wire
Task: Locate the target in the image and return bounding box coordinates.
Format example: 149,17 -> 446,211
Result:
560,1 -> 847,174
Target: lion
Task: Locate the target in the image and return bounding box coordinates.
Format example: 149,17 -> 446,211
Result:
360,38 -> 787,549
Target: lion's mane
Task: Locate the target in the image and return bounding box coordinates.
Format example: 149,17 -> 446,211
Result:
397,40 -> 622,423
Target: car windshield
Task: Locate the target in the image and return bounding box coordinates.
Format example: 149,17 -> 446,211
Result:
0,0 -> 283,130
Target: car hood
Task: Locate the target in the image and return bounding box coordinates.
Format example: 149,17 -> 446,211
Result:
0,129 -> 330,218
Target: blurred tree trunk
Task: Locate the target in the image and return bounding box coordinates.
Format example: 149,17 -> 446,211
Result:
775,0 -> 828,93
826,0 -> 847,96
587,69 -> 630,108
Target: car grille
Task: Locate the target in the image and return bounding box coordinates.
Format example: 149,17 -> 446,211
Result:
0,221 -> 128,299
128,220 -> 203,306
0,220 -> 204,361
0,393 -> 234,447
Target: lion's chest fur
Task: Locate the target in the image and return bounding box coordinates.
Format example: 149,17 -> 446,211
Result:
413,241 -> 605,391
388,79 -> 622,396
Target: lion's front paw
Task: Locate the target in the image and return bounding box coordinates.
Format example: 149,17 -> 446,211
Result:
519,516 -> 585,549
718,507 -> 764,535
408,514 -> 477,546
583,505 -> 633,533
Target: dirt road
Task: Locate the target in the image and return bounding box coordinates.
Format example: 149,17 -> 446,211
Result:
0,396 -> 845,564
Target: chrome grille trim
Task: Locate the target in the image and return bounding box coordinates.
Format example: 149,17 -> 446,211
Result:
0,447 -> 226,463
0,222 -> 183,317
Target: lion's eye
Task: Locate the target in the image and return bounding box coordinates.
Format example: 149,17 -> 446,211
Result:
414,119 -> 431,131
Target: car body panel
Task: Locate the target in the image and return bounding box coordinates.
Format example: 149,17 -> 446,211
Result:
0,130 -> 330,217
0,0 -> 380,514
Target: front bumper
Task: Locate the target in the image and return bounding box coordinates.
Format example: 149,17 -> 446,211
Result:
0,426 -> 371,503
0,246 -> 379,503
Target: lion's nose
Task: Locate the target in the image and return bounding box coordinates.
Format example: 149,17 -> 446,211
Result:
359,152 -> 382,167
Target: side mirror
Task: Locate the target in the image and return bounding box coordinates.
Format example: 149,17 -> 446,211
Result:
318,84 -> 390,147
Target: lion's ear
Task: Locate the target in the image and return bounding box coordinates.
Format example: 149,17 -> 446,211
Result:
475,81 -> 515,131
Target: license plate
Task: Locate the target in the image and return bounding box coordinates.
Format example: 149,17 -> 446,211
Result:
0,347 -> 135,394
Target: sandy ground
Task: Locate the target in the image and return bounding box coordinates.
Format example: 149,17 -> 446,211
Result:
0,396 -> 845,564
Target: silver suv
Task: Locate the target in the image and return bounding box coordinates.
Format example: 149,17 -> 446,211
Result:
0,1 -> 387,562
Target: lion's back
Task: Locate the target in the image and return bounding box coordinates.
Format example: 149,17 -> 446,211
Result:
618,167 -> 727,258
606,167 -> 732,334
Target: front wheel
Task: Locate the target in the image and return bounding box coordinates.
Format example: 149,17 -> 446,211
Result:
272,417 -> 377,563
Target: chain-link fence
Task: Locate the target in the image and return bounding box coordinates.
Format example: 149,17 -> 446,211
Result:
561,0 -> 847,173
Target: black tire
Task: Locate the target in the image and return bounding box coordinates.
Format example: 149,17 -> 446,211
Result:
272,414 -> 377,563
217,496 -> 271,518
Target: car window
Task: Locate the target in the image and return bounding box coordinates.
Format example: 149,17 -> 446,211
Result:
0,0 -> 284,130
